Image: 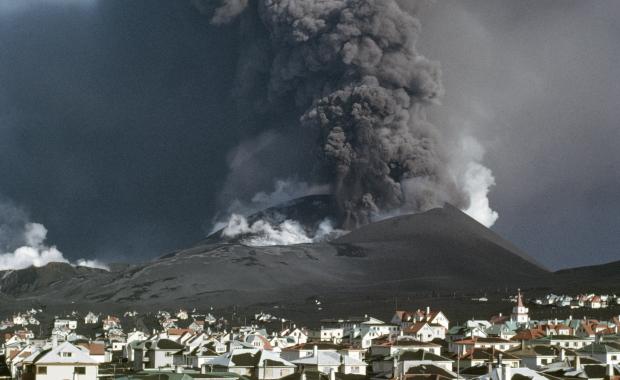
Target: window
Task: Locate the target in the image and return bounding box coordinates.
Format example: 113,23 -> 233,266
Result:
351,366 -> 359,373
75,367 -> 86,374
37,366 -> 47,374
62,352 -> 73,357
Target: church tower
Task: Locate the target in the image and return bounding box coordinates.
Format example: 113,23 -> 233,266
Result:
511,289 -> 529,323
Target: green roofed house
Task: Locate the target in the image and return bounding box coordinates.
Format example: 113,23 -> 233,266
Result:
396,349 -> 454,375
578,342 -> 620,366
506,343 -> 559,369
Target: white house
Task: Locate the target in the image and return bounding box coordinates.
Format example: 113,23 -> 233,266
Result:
309,327 -> 345,343
370,337 -> 442,357
133,338 -> 185,370
83,312 -> 99,325
21,341 -> 98,380
506,344 -> 559,369
403,322 -> 436,342
53,319 -> 78,330
206,348 -> 296,379
77,342 -> 110,363
291,349 -> 367,375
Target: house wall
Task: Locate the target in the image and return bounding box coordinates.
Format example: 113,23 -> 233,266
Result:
258,366 -> 296,379
34,364 -> 97,380
343,364 -> 367,375
520,357 -> 538,369
150,350 -> 175,368
371,360 -> 394,375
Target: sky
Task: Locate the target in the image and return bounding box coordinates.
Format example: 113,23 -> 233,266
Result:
0,0 -> 618,269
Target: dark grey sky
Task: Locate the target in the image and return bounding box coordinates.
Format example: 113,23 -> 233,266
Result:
0,0 -> 617,269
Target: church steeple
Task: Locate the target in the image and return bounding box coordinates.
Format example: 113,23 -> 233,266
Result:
511,288 -> 529,324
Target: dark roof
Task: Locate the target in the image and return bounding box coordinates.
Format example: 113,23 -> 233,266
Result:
459,365 -> 489,376
0,355 -> 11,376
399,350 -> 452,362
30,348 -> 52,364
507,345 -> 557,357
405,364 -> 456,379
583,364 -> 620,378
231,353 -> 259,367
460,348 -> 520,361
285,343 -> 347,351
511,374 -> 533,380
156,339 -> 185,350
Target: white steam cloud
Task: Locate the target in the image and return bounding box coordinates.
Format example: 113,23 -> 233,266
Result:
455,137 -> 498,227
210,178 -> 330,234
221,214 -> 344,246
0,220 -> 109,271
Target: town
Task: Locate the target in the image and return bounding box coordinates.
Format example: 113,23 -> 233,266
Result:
1,291 -> 619,380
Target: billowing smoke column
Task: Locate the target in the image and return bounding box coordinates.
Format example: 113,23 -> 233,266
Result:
205,0 -> 497,229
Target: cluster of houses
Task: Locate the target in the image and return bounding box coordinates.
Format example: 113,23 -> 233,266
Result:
535,294 -> 620,310
0,310 -> 40,331
1,291 -> 620,380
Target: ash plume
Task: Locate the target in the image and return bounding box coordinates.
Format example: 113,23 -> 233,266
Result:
205,0 -> 498,229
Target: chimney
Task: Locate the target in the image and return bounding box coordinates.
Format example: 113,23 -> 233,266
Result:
607,363 -> 614,378
499,313 -> 502,317
426,306 -> 430,316
330,369 -> 336,380
502,364 -> 511,380
575,355 -> 581,370
560,348 -> 565,362
313,345 -> 318,358
521,340 -> 525,351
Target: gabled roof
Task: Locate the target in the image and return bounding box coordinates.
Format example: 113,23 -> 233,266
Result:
406,322 -> 432,335
78,342 -> 105,356
292,351 -> 365,366
507,345 -> 557,357
283,342 -> 347,351
405,364 -> 457,379
144,338 -> 184,351
208,348 -> 295,369
26,342 -> 97,365
577,342 -> 620,354
458,348 -> 520,361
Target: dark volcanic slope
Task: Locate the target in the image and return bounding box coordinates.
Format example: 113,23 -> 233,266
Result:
337,204 -> 543,268
553,260 -> 620,290
0,203 -> 554,312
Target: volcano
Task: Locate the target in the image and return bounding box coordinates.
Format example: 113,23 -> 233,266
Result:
0,196 -> 561,316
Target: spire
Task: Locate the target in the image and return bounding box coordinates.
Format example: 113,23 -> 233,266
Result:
517,289 -> 524,307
